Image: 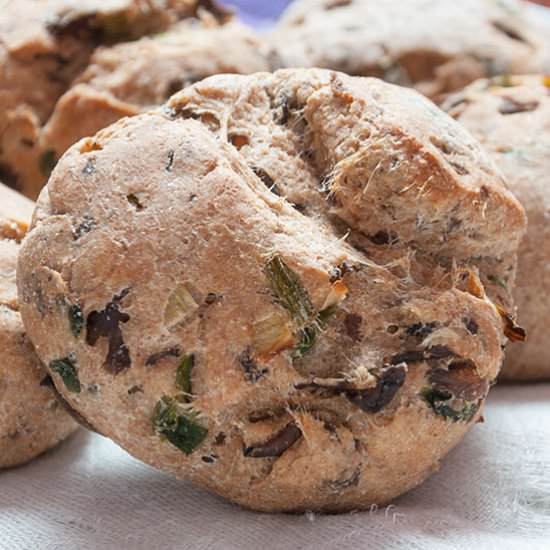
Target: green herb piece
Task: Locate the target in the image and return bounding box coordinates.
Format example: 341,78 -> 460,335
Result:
68,304 -> 84,337
487,274 -> 508,291
317,304 -> 338,328
261,256 -> 350,359
153,396 -> 208,455
421,387 -> 479,423
490,74 -> 514,88
292,326 -> 317,359
49,357 -> 81,393
264,255 -> 313,326
39,150 -> 57,177
176,354 -> 195,396
292,301 -> 345,359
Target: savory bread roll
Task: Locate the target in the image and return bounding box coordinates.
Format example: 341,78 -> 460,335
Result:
0,0 -> 234,199
17,70 -> 526,511
444,75 -> 550,380
0,183 -> 77,469
272,0 -> 549,101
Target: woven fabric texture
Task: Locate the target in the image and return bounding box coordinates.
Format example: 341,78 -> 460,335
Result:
2,385 -> 549,550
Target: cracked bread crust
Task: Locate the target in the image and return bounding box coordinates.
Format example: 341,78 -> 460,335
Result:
0,0 -> 232,199
272,0 -> 549,102
0,215 -> 77,469
17,69 -> 525,511
444,75 -> 550,381
37,20 -> 277,184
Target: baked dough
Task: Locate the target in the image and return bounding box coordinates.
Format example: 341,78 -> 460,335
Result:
0,187 -> 77,469
38,20 -> 276,184
444,75 -> 550,381
272,0 -> 548,101
0,0 -> 232,199
17,69 -> 526,511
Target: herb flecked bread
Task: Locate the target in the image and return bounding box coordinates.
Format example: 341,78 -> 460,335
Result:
0,0 -> 268,200
272,0 -> 549,102
0,185 -> 77,469
17,69 -> 526,512
36,19 -> 277,188
444,75 -> 550,381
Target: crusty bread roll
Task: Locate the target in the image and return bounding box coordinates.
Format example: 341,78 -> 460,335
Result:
17,70 -> 526,510
444,75 -> 550,380
272,0 -> 549,101
0,183 -> 77,469
0,0 -> 235,200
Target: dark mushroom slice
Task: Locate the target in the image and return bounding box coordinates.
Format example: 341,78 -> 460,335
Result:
346,365 -> 407,412
86,290 -> 131,374
422,360 -> 489,422
244,423 -> 302,458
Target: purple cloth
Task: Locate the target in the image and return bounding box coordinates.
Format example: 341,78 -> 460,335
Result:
220,0 -> 293,27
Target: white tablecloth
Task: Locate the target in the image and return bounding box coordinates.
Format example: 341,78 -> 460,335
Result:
2,384 -> 549,550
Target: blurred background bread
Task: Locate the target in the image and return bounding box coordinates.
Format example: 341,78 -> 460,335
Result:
444,76 -> 550,381
272,0 -> 549,102
0,182 -> 77,468
0,0 -> 277,200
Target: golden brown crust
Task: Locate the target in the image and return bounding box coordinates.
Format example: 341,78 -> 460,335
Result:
443,75 -> 550,381
17,69 -> 525,511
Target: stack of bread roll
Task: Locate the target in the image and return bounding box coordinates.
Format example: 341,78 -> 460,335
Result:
1,0 -> 548,513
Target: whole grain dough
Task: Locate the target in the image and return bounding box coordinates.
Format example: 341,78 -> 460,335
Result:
17,69 -> 526,512
0,0 -> 231,199
272,0 -> 549,102
444,75 -> 550,381
38,20 -> 277,179
0,212 -> 77,469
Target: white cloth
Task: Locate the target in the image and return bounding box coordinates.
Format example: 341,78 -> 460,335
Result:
2,384 -> 550,550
